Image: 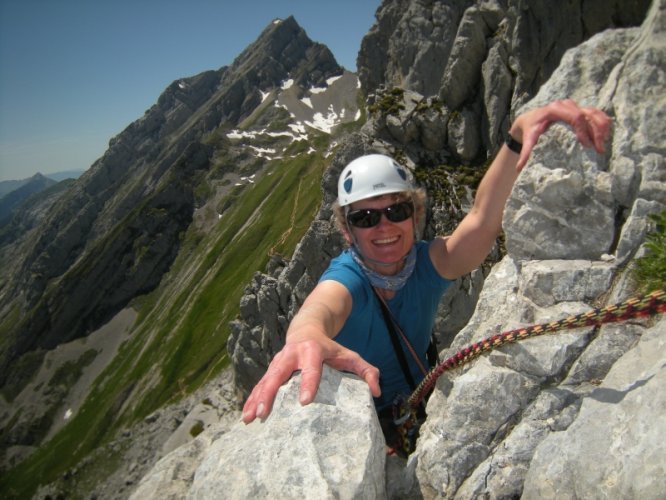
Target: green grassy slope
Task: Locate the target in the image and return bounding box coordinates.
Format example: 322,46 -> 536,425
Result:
0,138 -> 330,498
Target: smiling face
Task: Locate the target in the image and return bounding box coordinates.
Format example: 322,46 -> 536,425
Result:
346,193 -> 415,275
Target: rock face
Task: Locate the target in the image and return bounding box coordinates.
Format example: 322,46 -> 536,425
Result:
137,0 -> 666,498
522,323 -> 665,499
358,0 -> 651,159
0,177 -> 72,249
412,2 -> 666,496
131,366 -> 385,499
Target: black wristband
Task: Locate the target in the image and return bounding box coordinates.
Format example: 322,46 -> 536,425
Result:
505,133 -> 522,154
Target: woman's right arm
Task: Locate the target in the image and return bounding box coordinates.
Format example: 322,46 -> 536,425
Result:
241,280 -> 381,423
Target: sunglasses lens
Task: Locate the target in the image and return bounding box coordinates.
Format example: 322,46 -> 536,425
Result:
347,209 -> 380,228
385,201 -> 413,222
347,201 -> 414,228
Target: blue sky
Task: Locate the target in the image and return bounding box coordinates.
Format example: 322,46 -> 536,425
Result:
0,0 -> 380,181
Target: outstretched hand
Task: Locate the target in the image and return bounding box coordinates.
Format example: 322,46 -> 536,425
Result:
512,99 -> 612,171
241,337 -> 381,423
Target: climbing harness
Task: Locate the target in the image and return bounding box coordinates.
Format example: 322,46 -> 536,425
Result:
392,289 -> 666,457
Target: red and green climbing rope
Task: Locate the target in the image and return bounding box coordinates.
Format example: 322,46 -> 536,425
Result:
395,289 -> 666,456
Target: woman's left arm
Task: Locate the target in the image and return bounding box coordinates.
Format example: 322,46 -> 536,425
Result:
431,99 -> 612,280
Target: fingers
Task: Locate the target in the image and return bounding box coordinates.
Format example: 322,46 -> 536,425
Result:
241,349 -> 298,423
241,387 -> 263,423
516,119 -> 549,171
241,340 -> 328,423
361,365 -> 382,397
513,99 -> 612,171
552,99 -> 611,153
567,102 -> 597,150
242,340 -> 381,424
583,107 -> 612,153
326,349 -> 381,397
297,341 -> 325,405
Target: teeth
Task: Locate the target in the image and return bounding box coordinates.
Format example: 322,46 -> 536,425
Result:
373,236 -> 399,245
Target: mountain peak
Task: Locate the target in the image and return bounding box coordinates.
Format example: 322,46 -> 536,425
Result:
0,172 -> 57,225
30,172 -> 47,181
229,15 -> 342,88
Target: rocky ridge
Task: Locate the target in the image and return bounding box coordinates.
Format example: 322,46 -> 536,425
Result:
0,176 -> 73,248
133,0 -> 665,498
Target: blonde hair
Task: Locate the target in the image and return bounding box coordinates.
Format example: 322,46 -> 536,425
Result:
332,188 -> 427,244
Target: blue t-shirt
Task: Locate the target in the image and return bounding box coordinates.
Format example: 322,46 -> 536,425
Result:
319,240 -> 453,410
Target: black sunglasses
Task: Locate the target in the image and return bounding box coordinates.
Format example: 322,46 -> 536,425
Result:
346,201 -> 414,228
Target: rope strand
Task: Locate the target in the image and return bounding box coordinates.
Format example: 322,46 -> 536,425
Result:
391,289 -> 666,457
407,289 -> 666,409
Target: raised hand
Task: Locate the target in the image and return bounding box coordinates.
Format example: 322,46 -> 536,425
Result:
512,98 -> 612,170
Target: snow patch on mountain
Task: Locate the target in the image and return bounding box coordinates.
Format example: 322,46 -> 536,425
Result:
226,71 -> 360,161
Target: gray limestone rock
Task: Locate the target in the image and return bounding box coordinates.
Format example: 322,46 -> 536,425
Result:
522,317 -> 666,500
133,366 -> 386,499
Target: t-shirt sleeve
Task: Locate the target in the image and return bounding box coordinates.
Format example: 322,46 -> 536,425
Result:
319,252 -> 371,312
417,240 -> 454,293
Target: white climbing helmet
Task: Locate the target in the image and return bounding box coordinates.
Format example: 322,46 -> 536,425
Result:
337,154 -> 413,206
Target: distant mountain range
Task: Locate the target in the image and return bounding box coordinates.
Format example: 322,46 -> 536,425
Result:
43,169 -> 86,182
0,169 -> 85,197
0,174 -> 57,224
0,171 -> 85,229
